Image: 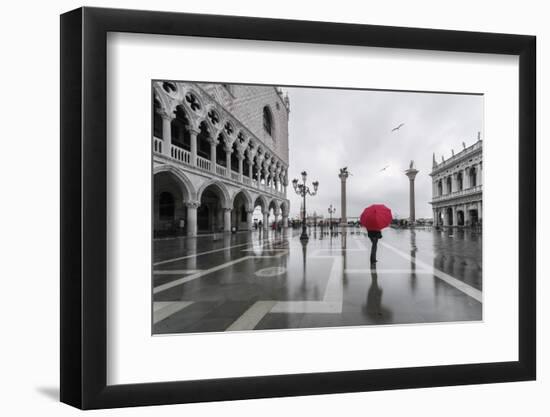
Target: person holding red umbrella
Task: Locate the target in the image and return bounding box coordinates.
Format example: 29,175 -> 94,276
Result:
359,204 -> 393,264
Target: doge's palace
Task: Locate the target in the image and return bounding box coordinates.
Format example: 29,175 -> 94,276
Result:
153,81 -> 290,237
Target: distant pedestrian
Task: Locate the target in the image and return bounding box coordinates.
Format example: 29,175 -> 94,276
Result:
367,230 -> 382,264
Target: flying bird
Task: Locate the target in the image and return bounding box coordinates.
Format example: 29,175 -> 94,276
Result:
391,123 -> 405,132
379,165 -> 389,172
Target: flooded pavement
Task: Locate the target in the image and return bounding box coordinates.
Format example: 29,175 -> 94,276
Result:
152,227 -> 482,334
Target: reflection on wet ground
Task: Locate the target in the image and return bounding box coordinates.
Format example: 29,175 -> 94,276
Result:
152,227 -> 482,334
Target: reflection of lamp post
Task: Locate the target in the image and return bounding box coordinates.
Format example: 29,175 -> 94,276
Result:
328,204 -> 336,233
292,171 -> 319,241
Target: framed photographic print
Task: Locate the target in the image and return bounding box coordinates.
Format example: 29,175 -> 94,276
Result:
60,6 -> 536,409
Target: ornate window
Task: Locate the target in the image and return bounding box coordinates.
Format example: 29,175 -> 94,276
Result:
263,106 -> 273,136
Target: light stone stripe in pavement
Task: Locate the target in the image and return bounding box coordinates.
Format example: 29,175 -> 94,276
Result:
378,240 -> 483,303
226,255 -> 345,330
153,236 -> 283,266
153,301 -> 194,324
225,301 -> 277,331
153,251 -> 289,294
153,270 -> 201,275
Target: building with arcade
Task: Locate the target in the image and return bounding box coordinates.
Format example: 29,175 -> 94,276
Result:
153,81 -> 290,237
430,135 -> 483,228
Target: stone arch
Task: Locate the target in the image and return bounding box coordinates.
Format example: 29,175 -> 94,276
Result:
153,165 -> 196,202
232,190 -> 253,231
232,189 -> 253,211
253,195 -> 269,212
153,166 -> 196,237
197,179 -> 231,209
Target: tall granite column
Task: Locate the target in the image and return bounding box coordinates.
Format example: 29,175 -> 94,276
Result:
338,168 -> 349,228
405,162 -> 419,224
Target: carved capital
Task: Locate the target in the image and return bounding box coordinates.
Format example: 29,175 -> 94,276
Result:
185,200 -> 200,209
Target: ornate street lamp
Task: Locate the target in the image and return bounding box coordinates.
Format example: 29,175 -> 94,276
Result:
328,204 -> 336,233
292,171 -> 319,241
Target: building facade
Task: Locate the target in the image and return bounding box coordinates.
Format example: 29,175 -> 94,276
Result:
153,81 -> 290,237
430,136 -> 483,228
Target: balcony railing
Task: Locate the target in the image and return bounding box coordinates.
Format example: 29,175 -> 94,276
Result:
171,145 -> 191,164
432,184 -> 482,202
196,156 -> 211,171
216,165 -> 227,177
154,141 -> 287,199
154,137 -> 163,154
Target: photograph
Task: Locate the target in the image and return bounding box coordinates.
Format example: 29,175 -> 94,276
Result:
151,81 -> 483,335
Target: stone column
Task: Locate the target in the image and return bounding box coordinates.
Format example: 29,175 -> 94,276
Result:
338,168 -> 349,227
248,159 -> 254,180
185,201 -> 199,237
246,209 -> 254,231
405,166 -> 419,223
263,210 -> 269,231
477,162 -> 483,186
237,153 -> 244,182
282,209 -> 289,228
209,138 -> 217,173
451,206 -> 457,227
432,208 -> 437,226
223,207 -> 232,232
189,129 -> 198,167
161,113 -> 173,157
262,166 -> 269,189
274,208 -> 281,228
478,201 -> 483,221
451,173 -> 458,194
225,144 -> 232,178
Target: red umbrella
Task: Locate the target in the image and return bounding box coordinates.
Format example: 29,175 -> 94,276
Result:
360,204 -> 393,231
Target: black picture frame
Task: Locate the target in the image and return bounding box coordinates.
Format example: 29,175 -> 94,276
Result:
60,6 -> 536,410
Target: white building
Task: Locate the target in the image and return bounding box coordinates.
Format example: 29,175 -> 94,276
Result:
153,81 -> 290,237
430,136 -> 483,227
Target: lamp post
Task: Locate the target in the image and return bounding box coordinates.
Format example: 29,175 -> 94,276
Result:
292,171 -> 319,241
328,204 -> 336,233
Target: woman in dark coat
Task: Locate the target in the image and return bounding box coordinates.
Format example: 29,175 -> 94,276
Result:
367,229 -> 382,264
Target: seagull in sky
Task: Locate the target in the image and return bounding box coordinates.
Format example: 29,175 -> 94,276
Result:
379,165 -> 390,172
391,123 -> 405,132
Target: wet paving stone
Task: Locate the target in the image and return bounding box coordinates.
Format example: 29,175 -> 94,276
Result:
152,227 -> 482,334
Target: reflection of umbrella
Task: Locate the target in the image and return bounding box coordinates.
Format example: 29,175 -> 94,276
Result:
360,204 -> 393,231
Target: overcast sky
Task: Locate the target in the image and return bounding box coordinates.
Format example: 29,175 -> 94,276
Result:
283,87 -> 483,220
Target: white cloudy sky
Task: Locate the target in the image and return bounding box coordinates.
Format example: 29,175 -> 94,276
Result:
283,87 -> 483,220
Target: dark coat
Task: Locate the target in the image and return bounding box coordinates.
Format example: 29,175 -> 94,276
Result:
367,230 -> 383,239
